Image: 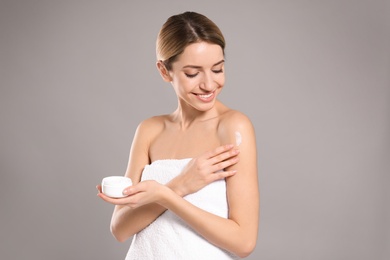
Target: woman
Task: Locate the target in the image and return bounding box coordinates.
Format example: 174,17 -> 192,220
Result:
97,11 -> 259,259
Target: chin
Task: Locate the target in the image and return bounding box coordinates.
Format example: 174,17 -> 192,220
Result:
195,101 -> 217,112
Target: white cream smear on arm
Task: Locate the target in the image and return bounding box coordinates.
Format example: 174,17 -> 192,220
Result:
235,131 -> 242,146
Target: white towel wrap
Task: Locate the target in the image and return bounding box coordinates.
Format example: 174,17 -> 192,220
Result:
125,158 -> 239,260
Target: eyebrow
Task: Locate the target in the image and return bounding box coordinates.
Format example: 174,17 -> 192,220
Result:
182,59 -> 225,69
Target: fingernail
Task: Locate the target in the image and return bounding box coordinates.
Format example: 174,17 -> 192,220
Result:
123,189 -> 129,195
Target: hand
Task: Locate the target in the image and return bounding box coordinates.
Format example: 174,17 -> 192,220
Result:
97,180 -> 168,209
169,144 -> 240,196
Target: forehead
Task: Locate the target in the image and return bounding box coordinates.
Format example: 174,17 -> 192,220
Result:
174,42 -> 224,67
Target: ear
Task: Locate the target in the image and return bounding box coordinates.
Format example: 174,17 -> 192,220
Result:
156,61 -> 172,82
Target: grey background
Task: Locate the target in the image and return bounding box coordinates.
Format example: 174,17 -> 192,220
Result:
1,0 -> 389,259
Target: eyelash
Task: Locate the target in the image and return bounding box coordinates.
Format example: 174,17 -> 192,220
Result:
185,73 -> 198,78
185,69 -> 223,78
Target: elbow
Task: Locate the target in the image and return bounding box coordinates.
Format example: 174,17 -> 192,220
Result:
235,238 -> 257,258
112,234 -> 127,243
110,223 -> 128,243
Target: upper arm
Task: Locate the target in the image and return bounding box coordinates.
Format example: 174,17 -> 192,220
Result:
113,118 -> 161,213
124,120 -> 153,184
218,111 -> 259,239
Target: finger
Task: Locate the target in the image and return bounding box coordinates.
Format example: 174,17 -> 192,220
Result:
211,156 -> 239,172
205,144 -> 234,159
209,148 -> 240,166
97,192 -> 129,205
211,170 -> 237,181
97,184 -> 130,201
123,181 -> 147,196
97,192 -> 114,202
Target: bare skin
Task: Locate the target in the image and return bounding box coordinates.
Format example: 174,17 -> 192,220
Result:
97,42 -> 259,258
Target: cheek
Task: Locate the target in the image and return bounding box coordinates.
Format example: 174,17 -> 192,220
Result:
176,79 -> 191,91
216,74 -> 225,87
172,76 -> 194,94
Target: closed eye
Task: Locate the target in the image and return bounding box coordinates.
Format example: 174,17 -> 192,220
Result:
185,73 -> 199,78
212,69 -> 223,74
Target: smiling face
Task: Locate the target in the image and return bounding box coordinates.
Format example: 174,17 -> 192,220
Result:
158,41 -> 225,113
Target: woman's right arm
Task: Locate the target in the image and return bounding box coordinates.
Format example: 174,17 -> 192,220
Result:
99,119 -> 239,242
108,119 -> 161,242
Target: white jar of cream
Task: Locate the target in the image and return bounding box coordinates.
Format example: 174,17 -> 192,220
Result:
102,176 -> 132,198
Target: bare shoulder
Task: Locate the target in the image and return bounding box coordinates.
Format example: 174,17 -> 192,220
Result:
217,110 -> 255,144
134,115 -> 169,143
127,115 -> 169,171
137,115 -> 166,130
220,110 -> 253,127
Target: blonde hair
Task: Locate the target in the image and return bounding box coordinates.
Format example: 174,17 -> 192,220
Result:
156,12 -> 225,71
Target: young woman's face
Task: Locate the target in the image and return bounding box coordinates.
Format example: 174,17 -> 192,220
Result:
168,42 -> 225,112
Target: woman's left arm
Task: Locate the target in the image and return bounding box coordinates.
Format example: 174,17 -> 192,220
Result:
221,112 -> 259,255
158,113 -> 259,257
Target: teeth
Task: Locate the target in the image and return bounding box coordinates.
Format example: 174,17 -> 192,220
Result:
198,93 -> 213,98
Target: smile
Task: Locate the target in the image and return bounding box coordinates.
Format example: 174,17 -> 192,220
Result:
194,91 -> 216,102
198,93 -> 213,98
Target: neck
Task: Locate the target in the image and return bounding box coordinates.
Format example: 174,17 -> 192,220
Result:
171,100 -> 220,130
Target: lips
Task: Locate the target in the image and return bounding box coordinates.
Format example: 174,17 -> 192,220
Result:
194,91 -> 215,102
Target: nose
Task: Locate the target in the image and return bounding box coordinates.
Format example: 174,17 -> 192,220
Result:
199,72 -> 214,91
